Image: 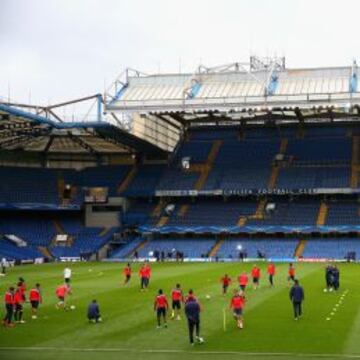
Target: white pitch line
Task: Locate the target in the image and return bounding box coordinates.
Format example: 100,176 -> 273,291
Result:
1,347 -> 360,359
325,290 -> 348,321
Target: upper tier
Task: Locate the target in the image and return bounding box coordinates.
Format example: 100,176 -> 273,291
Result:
0,124 -> 358,206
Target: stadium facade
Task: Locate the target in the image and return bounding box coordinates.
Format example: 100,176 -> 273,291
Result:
1,57 -> 360,263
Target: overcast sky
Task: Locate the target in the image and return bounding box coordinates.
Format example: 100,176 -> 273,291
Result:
1,0 -> 359,118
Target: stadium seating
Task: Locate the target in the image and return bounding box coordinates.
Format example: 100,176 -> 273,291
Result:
204,139 -> 280,191
155,167 -> 199,191
0,125 -> 354,201
0,212 -> 117,260
0,124 -> 358,262
64,165 -> 131,196
0,167 -> 59,204
109,236 -> 360,261
217,238 -> 298,259
166,199 -> 257,227
302,239 -> 360,259
138,238 -> 216,258
110,237 -> 144,258
247,199 -> 319,226
277,167 -> 350,189
0,214 -> 55,246
125,165 -> 165,196
0,238 -> 42,260
50,216 -> 117,259
122,200 -> 157,226
326,201 -> 360,225
153,125 -> 353,192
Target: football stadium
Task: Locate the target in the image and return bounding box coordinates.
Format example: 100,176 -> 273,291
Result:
2,1 -> 360,359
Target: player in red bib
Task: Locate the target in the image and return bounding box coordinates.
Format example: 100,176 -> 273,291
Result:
56,284 -> 69,309
185,289 -> 198,304
251,265 -> 261,290
238,272 -> 248,291
139,263 -> 151,291
29,283 -> 42,319
154,289 -> 168,328
267,263 -> 276,287
171,283 -> 184,320
288,263 -> 296,286
123,263 -> 132,285
18,277 -> 26,301
3,286 -> 15,327
14,283 -> 26,324
230,290 -> 246,329
221,274 -> 232,295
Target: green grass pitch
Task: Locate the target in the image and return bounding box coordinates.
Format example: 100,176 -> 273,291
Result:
1,261 -> 360,360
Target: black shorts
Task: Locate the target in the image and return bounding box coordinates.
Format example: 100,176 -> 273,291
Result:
65,278 -> 70,283
58,296 -> 65,302
253,277 -> 259,284
31,301 -> 39,309
157,307 -> 166,317
126,275 -> 131,280
223,284 -> 229,290
15,303 -> 23,311
172,300 -> 181,310
233,308 -> 243,317
288,275 -> 295,281
240,285 -> 246,291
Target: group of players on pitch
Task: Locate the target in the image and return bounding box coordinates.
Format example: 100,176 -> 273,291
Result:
123,261 -> 300,336
2,267 -> 74,328
2,261 -> 340,341
2,279 -> 42,327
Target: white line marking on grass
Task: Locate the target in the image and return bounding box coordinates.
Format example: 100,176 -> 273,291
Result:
325,290 -> 348,321
1,347 -> 360,359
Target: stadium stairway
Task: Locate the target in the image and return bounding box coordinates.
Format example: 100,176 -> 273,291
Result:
157,216 -> 169,227
127,238 -> 148,257
268,167 -> 280,190
194,140 -> 222,191
118,164 -> 138,193
296,124 -> 306,139
208,238 -> 224,257
38,246 -> 53,259
99,227 -> 111,237
351,136 -> 360,188
316,202 -> 328,226
237,216 -> 247,226
53,219 -> 65,234
294,239 -> 307,257
152,199 -> 167,217
57,177 -> 65,203
268,138 -> 288,189
178,204 -> 189,217
249,199 -> 266,220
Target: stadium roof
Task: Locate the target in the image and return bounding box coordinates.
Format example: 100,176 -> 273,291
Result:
0,103 -> 166,155
105,59 -> 360,126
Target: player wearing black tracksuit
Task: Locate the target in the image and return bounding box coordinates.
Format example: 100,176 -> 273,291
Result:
184,296 -> 202,345
332,266 -> 340,291
289,280 -> 304,320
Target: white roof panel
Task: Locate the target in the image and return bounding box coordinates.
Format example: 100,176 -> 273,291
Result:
108,65 -> 360,112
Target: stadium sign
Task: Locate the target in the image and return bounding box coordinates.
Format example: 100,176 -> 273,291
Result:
155,188 -> 360,197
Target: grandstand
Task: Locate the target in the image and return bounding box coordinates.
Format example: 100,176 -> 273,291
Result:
1,57 -> 360,263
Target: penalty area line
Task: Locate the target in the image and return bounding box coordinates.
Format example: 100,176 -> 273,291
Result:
0,347 -> 360,359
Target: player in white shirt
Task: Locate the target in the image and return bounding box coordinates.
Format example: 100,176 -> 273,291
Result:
1,258 -> 8,276
63,267 -> 72,287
